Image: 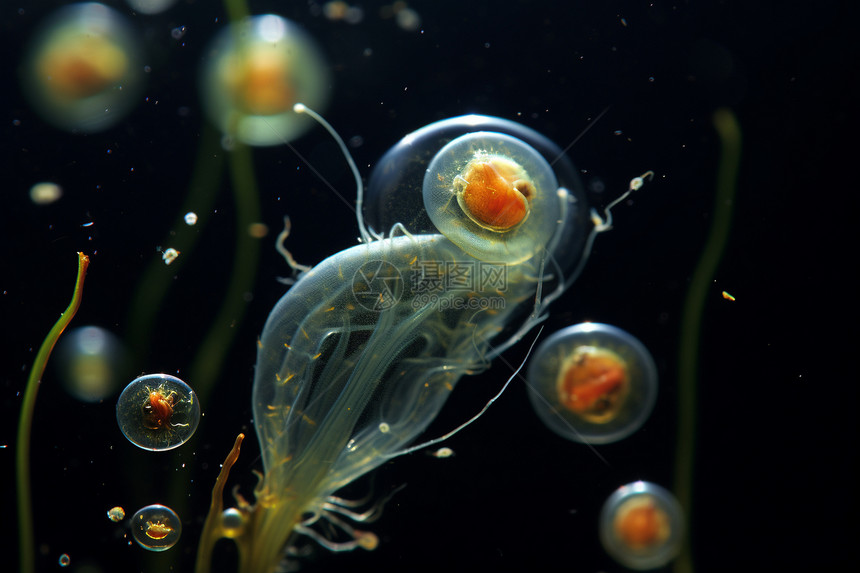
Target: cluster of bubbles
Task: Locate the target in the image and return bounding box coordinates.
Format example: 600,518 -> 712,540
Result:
54,325 -> 198,552
113,374 -> 198,551
21,3 -> 329,143
85,372 -> 200,552
525,322 -> 681,569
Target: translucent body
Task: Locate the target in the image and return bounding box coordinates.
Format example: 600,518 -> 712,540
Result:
20,3 -> 143,133
365,115 -> 589,277
131,504 -> 182,551
599,481 -> 683,569
246,234 -> 553,571
423,132 -> 563,263
527,322 -> 657,444
200,15 -> 330,146
116,374 -> 200,451
203,115 -> 592,572
55,326 -> 126,402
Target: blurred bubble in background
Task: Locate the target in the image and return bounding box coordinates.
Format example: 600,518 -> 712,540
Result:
55,326 -> 128,402
20,3 -> 144,133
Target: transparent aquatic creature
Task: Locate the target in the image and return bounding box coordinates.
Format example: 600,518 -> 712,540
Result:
19,3 -> 143,133
199,15 -> 330,146
526,322 -> 657,444
131,504 -> 182,552
599,481 -> 683,569
364,114 -> 590,278
54,325 -> 126,403
116,374 -> 200,451
196,110 -> 644,573
423,131 -> 564,262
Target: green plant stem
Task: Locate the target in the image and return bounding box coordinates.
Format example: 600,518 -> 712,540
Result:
16,252 -> 90,573
674,108 -> 741,573
224,0 -> 250,23
125,123 -> 225,365
189,140 -> 261,401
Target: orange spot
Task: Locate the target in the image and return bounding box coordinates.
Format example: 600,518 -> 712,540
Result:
145,520 -> 173,540
231,50 -> 295,115
558,349 -> 628,421
38,36 -> 128,100
143,387 -> 176,430
613,497 -> 670,550
457,156 -> 533,231
357,531 -> 379,550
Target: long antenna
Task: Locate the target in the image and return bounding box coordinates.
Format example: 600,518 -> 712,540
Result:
293,103 -> 373,245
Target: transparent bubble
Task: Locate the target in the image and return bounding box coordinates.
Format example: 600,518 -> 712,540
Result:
20,3 -> 144,133
423,131 -> 560,263
220,508 -> 245,539
107,506 -> 126,522
130,504 -> 182,551
396,8 -> 421,32
365,114 -> 589,276
599,481 -> 683,569
55,326 -> 127,403
527,322 -> 657,444
116,374 -> 200,451
199,14 -> 330,146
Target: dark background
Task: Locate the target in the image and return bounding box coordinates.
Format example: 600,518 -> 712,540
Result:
1,1 -> 854,572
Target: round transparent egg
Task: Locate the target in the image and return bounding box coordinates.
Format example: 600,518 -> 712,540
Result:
599,481 -> 683,569
200,14 -> 330,146
220,508 -> 245,539
527,322 -> 657,444
364,115 -> 589,272
116,374 -> 200,451
20,3 -> 143,133
423,131 -> 561,263
55,326 -> 127,402
131,504 -> 182,551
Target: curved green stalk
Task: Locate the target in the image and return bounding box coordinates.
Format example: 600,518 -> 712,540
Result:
674,108 -> 742,573
224,0 -> 250,23
162,138 -> 261,572
16,252 -> 90,573
188,140 -> 261,399
125,124 -> 225,365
